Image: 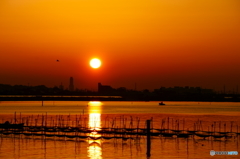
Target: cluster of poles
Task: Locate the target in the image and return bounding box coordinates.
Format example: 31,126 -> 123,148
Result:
0,112 -> 240,141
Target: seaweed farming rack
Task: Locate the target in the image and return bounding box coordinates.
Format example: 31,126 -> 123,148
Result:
1,113 -> 240,141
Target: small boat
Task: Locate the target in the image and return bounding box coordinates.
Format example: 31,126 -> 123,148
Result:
159,102 -> 165,105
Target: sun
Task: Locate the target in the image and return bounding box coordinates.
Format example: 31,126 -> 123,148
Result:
90,58 -> 101,69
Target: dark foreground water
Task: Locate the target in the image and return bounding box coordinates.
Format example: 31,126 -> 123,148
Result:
0,101 -> 239,159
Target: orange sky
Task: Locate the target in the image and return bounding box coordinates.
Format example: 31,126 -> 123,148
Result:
0,0 -> 240,91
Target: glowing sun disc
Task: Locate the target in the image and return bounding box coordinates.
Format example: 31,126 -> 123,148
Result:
90,58 -> 101,68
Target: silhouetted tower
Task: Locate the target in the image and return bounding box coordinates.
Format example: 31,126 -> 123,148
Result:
69,77 -> 74,91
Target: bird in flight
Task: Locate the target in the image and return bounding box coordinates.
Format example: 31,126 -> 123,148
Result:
56,59 -> 59,62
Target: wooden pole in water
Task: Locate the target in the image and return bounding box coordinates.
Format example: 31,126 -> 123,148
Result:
20,112 -> 21,124
214,122 -> 216,133
178,119 -> 180,131
219,121 -> 221,132
42,115 -> 44,128
183,118 -> 185,131
167,117 -> 169,132
151,117 -> 153,128
136,117 -> 140,139
45,112 -> 47,127
146,120 -> 151,157
14,112 -> 16,124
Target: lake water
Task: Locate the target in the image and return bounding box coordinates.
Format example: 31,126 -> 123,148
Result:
0,101 -> 240,159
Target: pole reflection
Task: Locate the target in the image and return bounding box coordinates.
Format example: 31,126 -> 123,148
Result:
87,101 -> 102,159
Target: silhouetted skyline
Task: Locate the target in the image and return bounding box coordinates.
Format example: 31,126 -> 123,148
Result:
1,82 -> 240,102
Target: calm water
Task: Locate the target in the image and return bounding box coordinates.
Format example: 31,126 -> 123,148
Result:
0,101 -> 240,159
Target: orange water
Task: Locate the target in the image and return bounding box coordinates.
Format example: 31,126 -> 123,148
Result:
0,101 -> 239,159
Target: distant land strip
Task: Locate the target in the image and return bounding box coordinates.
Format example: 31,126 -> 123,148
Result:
0,95 -> 240,102
0,95 -> 123,101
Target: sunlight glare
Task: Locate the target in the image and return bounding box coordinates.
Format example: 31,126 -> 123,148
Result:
88,101 -> 102,130
90,58 -> 101,69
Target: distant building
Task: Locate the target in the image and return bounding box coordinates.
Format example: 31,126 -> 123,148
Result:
69,77 -> 74,91
98,83 -> 113,93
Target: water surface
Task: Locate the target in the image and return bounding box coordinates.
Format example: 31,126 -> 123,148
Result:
0,101 -> 239,159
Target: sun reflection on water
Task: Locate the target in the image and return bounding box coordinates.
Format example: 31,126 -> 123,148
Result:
87,101 -> 102,159
88,101 -> 102,130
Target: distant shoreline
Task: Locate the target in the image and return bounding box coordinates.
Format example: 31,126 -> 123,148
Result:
0,96 -> 239,102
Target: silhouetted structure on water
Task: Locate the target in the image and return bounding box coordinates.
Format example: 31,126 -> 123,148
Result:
69,77 -> 74,91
